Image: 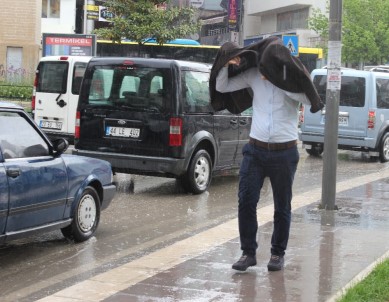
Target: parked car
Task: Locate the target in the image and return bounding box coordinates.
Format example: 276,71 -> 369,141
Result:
0,101 -> 116,244
299,68 -> 389,162
32,55 -> 92,143
73,57 -> 252,194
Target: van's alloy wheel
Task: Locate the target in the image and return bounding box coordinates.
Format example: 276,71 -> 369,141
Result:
194,155 -> 210,189
61,186 -> 101,242
180,150 -> 212,194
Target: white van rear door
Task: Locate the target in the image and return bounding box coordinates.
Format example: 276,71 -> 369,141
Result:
35,58 -> 70,134
34,56 -> 90,137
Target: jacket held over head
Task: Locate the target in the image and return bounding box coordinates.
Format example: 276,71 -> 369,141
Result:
209,36 -> 324,114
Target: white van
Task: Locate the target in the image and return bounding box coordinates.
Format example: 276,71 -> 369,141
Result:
32,56 -> 92,143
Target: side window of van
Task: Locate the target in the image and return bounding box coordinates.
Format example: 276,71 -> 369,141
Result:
376,78 -> 389,109
72,62 -> 87,95
340,77 -> 365,107
183,71 -> 211,113
313,75 -> 327,103
313,75 -> 366,107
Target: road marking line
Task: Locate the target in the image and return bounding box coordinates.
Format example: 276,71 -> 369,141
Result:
36,169 -> 389,302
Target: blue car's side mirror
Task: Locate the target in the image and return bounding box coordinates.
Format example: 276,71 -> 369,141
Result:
52,138 -> 69,156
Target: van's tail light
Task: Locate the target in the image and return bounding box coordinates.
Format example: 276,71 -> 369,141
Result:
31,70 -> 38,117
169,117 -> 182,146
75,111 -> 81,139
368,110 -> 375,129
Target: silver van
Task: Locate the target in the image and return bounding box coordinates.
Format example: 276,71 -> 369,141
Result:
299,68 -> 389,162
32,56 -> 92,143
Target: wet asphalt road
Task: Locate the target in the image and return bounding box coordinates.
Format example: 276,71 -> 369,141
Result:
0,146 -> 387,301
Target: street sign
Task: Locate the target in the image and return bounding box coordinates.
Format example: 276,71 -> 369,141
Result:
42,33 -> 96,56
282,35 -> 299,56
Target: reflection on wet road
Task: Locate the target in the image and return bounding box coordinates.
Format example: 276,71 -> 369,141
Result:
0,148 -> 388,301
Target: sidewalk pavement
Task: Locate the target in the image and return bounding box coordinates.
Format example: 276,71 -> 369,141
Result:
38,170 -> 389,302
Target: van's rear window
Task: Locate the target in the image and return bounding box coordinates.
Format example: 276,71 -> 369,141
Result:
37,62 -> 68,94
84,65 -> 171,113
313,75 -> 366,107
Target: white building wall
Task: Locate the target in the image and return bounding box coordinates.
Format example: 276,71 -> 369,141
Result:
247,0 -> 325,15
243,0 -> 327,47
259,14 -> 276,34
242,15 -> 261,38
41,0 -> 77,34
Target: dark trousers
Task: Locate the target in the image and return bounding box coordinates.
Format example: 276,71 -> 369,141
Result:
238,142 -> 299,257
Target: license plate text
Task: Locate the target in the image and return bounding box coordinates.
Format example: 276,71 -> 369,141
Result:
105,126 -> 140,138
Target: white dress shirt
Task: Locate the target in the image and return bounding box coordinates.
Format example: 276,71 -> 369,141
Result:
216,67 -> 311,143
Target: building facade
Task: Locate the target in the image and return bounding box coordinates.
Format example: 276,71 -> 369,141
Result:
244,0 -> 326,47
0,0 -> 326,82
41,0 -> 78,34
0,0 -> 41,83
194,0 -> 326,48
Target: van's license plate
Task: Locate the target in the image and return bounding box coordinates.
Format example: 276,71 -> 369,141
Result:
321,116 -> 349,126
105,126 -> 140,138
40,120 -> 62,130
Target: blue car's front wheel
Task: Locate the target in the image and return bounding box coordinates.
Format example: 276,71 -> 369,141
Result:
61,186 -> 101,242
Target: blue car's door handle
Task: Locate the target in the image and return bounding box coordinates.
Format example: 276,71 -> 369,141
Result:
7,168 -> 20,178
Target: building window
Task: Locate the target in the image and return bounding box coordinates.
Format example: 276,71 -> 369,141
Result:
277,8 -> 309,31
42,0 -> 60,18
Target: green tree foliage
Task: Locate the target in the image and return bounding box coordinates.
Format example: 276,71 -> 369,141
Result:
308,0 -> 389,66
308,4 -> 329,53
93,0 -> 201,46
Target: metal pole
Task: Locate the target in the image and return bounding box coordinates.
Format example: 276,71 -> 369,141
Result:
83,0 -> 87,34
86,0 -> 95,35
321,0 -> 342,210
238,0 -> 244,46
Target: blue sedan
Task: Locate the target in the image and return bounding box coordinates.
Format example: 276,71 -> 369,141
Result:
0,101 -> 116,243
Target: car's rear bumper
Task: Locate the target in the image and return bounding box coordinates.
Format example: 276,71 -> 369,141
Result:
72,149 -> 186,177
299,131 -> 376,149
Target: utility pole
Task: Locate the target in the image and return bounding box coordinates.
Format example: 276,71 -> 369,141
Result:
84,0 -> 95,34
83,0 -> 87,34
238,0 -> 244,46
321,0 -> 343,210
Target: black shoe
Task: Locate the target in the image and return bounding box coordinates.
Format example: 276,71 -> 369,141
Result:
232,254 -> 257,271
267,255 -> 284,271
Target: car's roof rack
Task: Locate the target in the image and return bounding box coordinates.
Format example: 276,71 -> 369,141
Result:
320,66 -> 355,70
364,65 -> 389,73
